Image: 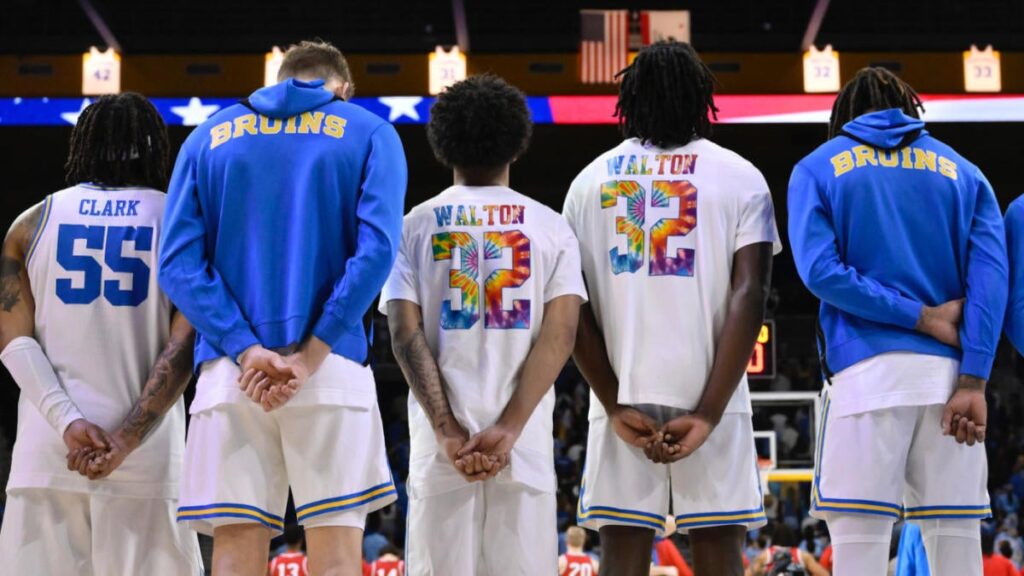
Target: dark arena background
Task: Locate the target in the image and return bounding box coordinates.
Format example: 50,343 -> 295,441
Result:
1,1 -> 1023,574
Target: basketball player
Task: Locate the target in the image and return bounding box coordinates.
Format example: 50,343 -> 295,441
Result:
565,41 -> 780,576
381,74 -> 586,575
560,526 -> 600,576
368,545 -> 405,576
789,67 -> 1007,576
159,40 -> 406,575
0,94 -> 202,574
268,525 -> 308,576
1004,195 -> 1024,355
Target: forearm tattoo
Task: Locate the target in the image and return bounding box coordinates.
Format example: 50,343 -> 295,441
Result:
120,329 -> 195,442
0,257 -> 22,312
393,325 -> 455,432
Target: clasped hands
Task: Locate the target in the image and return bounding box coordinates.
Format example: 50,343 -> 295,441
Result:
611,405 -> 714,464
64,419 -> 137,481
437,418 -> 520,483
916,298 -> 987,446
236,344 -> 314,412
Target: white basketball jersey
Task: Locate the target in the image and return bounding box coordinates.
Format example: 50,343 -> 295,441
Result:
8,184 -> 181,498
380,185 -> 587,497
564,138 -> 782,417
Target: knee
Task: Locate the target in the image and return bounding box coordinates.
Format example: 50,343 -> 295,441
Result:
916,518 -> 981,541
827,514 -> 895,544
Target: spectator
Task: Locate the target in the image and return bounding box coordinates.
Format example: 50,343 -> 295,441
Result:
746,533 -> 768,566
1011,460 -> 1024,503
363,513 -> 390,562
984,531 -> 1017,576
996,485 -> 1021,516
819,544 -> 833,573
269,525 -> 308,576
653,536 -> 693,576
995,523 -> 1024,567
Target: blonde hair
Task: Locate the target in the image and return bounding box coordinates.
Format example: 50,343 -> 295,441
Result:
566,526 -> 587,548
278,39 -> 354,93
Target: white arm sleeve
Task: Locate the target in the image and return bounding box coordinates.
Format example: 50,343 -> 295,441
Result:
1,336 -> 83,434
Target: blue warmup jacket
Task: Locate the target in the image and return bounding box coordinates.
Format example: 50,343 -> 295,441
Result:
159,79 -> 408,368
1005,195 -> 1024,354
788,109 -> 1007,379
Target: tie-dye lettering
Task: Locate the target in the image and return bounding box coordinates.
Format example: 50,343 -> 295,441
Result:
484,230 -> 531,329
432,232 -> 479,329
649,180 -> 698,276
600,180 -> 646,274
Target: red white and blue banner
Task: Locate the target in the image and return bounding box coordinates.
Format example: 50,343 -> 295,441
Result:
1,94 -> 1022,126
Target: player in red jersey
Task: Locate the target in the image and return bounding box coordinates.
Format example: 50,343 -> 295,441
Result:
560,526 -> 600,576
369,545 -> 405,576
268,525 -> 308,576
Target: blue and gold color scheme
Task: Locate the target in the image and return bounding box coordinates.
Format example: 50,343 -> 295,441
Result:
295,481 -> 398,523
158,77 -> 407,368
788,108 -> 1008,380
673,507 -> 767,530
577,480 -> 666,531
811,392 -> 991,520
177,502 -> 285,531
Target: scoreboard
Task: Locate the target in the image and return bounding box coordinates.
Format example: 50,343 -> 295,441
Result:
746,320 -> 775,379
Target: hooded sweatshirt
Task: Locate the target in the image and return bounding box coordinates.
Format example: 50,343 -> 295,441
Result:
788,109 -> 1007,380
159,78 -> 407,369
1004,195 -> 1024,354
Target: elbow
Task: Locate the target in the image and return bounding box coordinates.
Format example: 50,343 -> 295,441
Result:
733,281 -> 768,322
156,251 -> 181,294
551,322 -> 579,357
386,313 -> 421,356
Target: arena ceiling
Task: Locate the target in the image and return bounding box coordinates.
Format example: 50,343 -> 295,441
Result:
3,0 -> 1022,54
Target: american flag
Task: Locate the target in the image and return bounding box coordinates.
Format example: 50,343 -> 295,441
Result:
579,9 -> 629,84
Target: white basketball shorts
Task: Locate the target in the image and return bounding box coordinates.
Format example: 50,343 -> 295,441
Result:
405,479 -> 557,576
578,409 -> 766,534
811,388 -> 990,522
177,354 -> 397,535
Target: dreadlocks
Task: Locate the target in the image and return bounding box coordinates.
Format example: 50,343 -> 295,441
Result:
615,41 -> 719,149
64,92 -> 169,190
828,67 -> 925,139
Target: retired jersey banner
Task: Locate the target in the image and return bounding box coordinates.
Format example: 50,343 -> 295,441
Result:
1,94 -> 1023,126
640,10 -> 690,45
82,47 -> 121,95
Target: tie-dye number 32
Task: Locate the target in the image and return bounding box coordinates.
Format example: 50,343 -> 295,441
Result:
432,230 -> 531,330
600,179 -> 697,276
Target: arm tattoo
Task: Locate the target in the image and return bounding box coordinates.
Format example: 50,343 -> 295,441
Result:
0,205 -> 39,314
392,324 -> 456,433
0,257 -> 22,312
119,329 -> 195,442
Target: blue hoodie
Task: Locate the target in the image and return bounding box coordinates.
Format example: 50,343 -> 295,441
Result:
1004,196 -> 1024,354
788,109 -> 1007,379
159,79 -> 407,368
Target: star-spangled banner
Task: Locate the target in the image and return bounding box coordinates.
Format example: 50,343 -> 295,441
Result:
1,94 -> 1022,126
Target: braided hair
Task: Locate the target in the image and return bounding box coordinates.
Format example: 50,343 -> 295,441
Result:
828,67 -> 925,138
615,41 -> 719,149
64,92 -> 169,190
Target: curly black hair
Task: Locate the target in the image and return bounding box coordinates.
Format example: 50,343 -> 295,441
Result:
427,74 -> 532,170
829,67 -> 924,138
616,41 -> 718,149
64,92 -> 169,190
